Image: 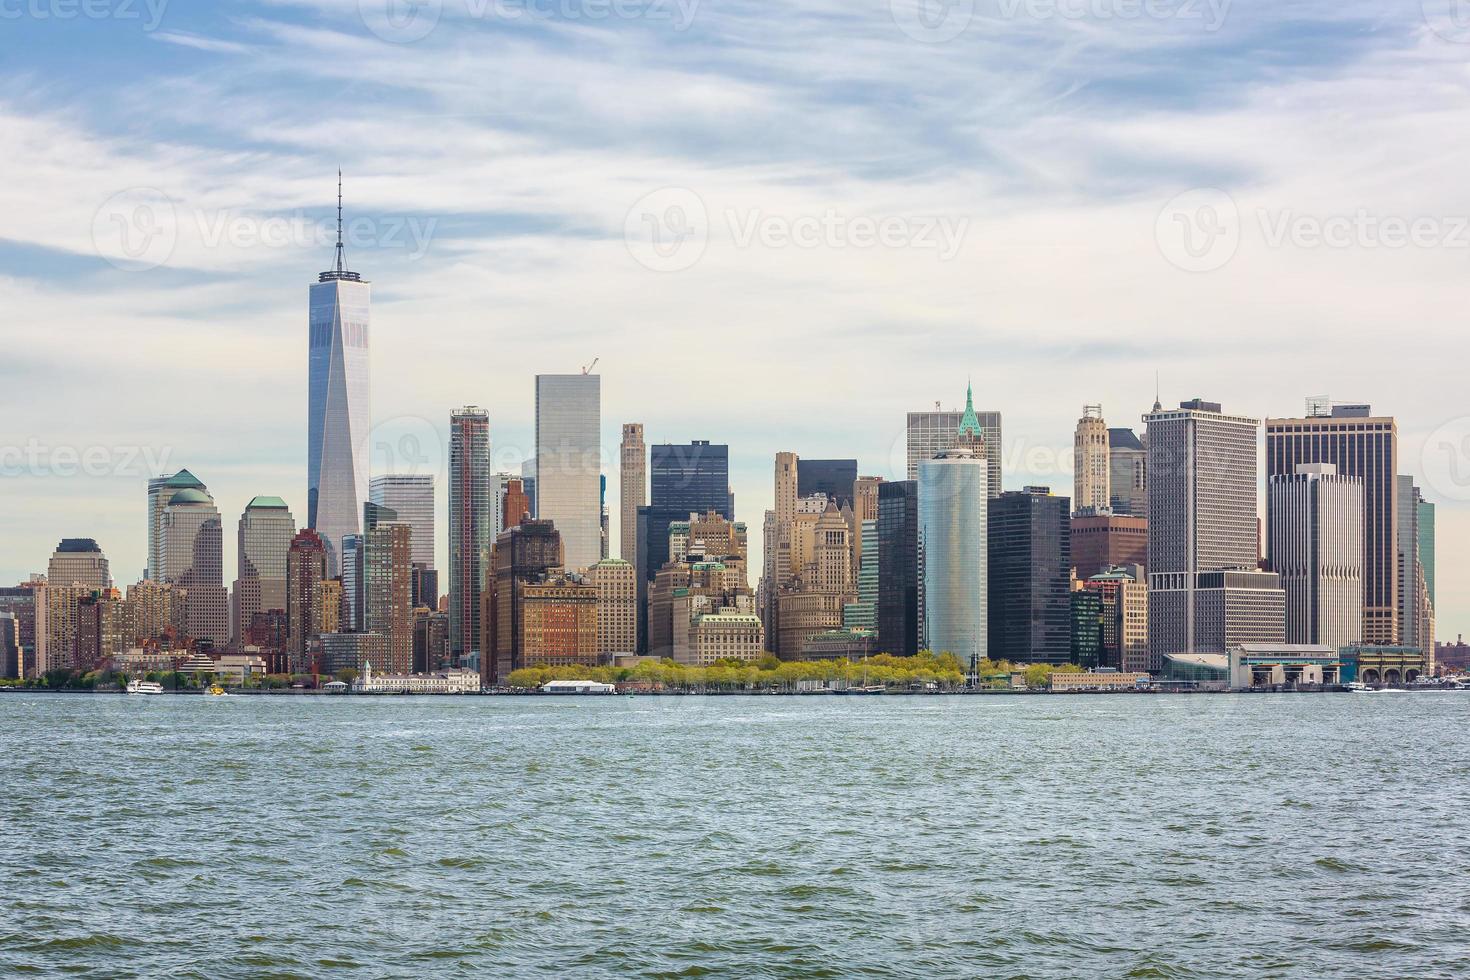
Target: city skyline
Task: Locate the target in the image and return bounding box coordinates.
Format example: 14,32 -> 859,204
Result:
3,4 -> 1468,642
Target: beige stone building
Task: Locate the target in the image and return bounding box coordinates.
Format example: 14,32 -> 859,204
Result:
587,558 -> 637,655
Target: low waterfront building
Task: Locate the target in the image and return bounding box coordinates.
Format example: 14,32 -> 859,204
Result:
1159,653 -> 1230,690
1227,643 -> 1340,689
354,662 -> 482,694
1340,645 -> 1426,686
1047,670 -> 1149,692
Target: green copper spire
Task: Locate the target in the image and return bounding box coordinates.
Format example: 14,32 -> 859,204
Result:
958,380 -> 983,440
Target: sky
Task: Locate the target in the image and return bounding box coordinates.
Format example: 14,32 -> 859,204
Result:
1,0 -> 1467,639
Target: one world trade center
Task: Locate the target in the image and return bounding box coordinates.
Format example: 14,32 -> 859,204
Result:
308,173 -> 370,577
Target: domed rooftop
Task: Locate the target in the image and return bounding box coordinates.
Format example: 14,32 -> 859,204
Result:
168,488 -> 212,506
247,495 -> 290,510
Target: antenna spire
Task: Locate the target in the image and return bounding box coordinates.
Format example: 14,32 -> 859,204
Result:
335,169 -> 345,274
1152,370 -> 1162,412
319,170 -> 362,283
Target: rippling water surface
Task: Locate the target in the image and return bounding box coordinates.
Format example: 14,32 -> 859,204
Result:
3,692 -> 1469,978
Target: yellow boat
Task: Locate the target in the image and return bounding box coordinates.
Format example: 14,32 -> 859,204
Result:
207,685 -> 228,696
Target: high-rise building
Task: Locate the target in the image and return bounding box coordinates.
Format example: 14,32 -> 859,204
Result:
449,407 -> 492,661
639,440 -> 732,649
501,477 -> 530,533
1265,403 -> 1399,645
918,446 -> 989,669
651,555 -> 757,660
1074,405 -> 1110,515
843,518 -> 879,631
988,487 -> 1072,664
587,558 -> 637,655
1107,428 -> 1147,516
519,577 -> 599,671
1148,399 -> 1281,660
340,534 -> 363,632
877,481 -> 920,657
1071,513 -> 1148,580
286,529 -> 328,674
370,475 -> 435,569
307,176 -> 371,578
362,503 -> 414,674
410,563 -> 438,612
161,487 -> 228,648
1397,477 -> 1432,655
906,383 -> 1002,497
534,373 -> 602,572
1268,463 -> 1363,649
797,459 -> 859,510
0,613 -> 19,679
1083,566 -> 1149,673
620,424 -> 646,563
413,608 -> 450,673
0,583 -> 40,679
488,520 -> 564,683
233,496 -> 295,649
39,540 -> 112,673
147,469 -> 204,580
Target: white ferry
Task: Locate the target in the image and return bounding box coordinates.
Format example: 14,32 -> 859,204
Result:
127,679 -> 165,695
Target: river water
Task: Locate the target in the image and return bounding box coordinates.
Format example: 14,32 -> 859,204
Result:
2,692 -> 1468,977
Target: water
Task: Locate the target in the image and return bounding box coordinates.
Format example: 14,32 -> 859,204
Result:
2,692 -> 1469,978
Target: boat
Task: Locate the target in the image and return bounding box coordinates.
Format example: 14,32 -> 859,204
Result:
127,679 -> 164,695
207,685 -> 229,696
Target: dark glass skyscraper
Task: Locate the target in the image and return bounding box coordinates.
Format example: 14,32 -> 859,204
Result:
797,459 -> 858,510
877,480 -> 919,657
988,487 -> 1072,664
641,441 -> 731,580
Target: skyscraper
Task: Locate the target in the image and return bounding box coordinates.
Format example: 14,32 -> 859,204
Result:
40,540 -> 111,674
1268,463 -> 1363,649
587,558 -> 637,655
307,173 -> 371,578
1148,399 -> 1281,660
1073,405 -> 1110,515
161,486 -> 228,647
1265,403 -> 1398,645
877,480 -> 919,657
370,475 -> 435,570
1107,428 -> 1147,516
1397,476 -> 1432,654
534,373 -> 602,572
620,423 -> 646,563
363,502 -> 414,674
641,441 -> 732,575
988,487 -> 1072,664
449,407 -> 492,662
147,469 -> 204,580
906,384 -> 1002,497
797,459 -> 859,510
488,519 -> 564,683
919,447 -> 988,669
233,496 -> 295,648
286,529 -> 327,674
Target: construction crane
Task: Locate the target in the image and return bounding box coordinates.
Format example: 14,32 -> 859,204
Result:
582,357 -> 599,375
